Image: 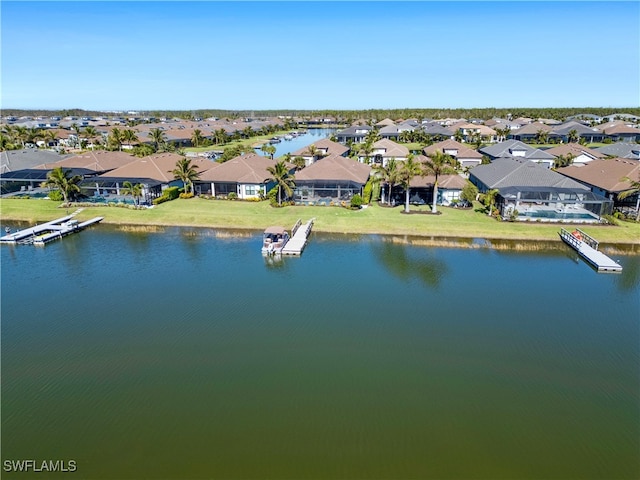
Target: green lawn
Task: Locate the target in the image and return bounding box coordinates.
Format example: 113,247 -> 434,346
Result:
2,197 -> 639,245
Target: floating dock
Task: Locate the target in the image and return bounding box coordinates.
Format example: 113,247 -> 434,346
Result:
281,218 -> 314,255
1,213 -> 103,246
559,228 -> 622,273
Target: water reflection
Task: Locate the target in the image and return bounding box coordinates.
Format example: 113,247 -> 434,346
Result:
373,240 -> 448,288
615,255 -> 640,291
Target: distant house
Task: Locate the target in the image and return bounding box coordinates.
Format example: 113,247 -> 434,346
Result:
557,158 -> 640,216
451,122 -> 497,143
334,125 -> 373,144
423,139 -> 483,169
469,157 -> 612,222
293,154 -> 371,205
289,138 -> 349,167
358,139 -> 409,166
596,122 -> 640,143
543,144 -> 604,166
480,140 -> 556,168
196,153 -> 294,199
550,121 -> 603,143
509,121 -> 554,142
35,150 -> 138,174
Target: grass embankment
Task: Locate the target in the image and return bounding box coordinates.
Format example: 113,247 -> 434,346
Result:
184,129 -> 300,154
2,198 -> 639,245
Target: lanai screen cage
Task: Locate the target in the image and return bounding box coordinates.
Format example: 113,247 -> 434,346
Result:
79,177 -> 162,204
294,180 -> 364,204
498,186 -> 613,221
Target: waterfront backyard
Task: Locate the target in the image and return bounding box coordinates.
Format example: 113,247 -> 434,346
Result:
2,197 -> 640,246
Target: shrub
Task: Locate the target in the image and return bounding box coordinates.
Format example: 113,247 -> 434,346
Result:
228,192 -> 238,200
179,192 -> 194,199
350,194 -> 363,209
362,180 -> 373,204
48,190 -> 63,201
152,186 -> 180,205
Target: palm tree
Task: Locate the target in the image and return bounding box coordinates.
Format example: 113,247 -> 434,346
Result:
109,127 -> 123,151
149,128 -> 167,151
83,126 -> 98,150
306,144 -> 319,161
535,129 -> 549,144
483,189 -> 499,216
261,144 -> 276,160
423,151 -> 456,213
14,126 -> 28,147
399,154 -> 423,213
44,130 -> 59,148
42,166 -> 82,203
122,129 -> 139,149
121,181 -> 144,205
214,128 -> 227,145
191,129 -> 204,148
292,156 -> 306,171
373,157 -> 400,206
567,129 -> 579,143
618,175 -> 640,222
172,157 -> 201,195
266,160 -> 295,206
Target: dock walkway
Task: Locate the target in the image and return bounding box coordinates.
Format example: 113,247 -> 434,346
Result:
1,211 -> 103,246
559,228 -> 622,273
282,218 -> 314,255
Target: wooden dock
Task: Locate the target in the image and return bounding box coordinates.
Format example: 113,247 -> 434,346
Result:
1,213 -> 104,246
559,228 -> 622,273
282,218 -> 314,255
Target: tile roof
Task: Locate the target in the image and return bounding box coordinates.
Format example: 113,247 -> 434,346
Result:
198,153 -> 292,183
99,153 -> 212,183
35,150 -> 138,173
295,154 -> 371,184
423,139 -> 482,159
557,158 -> 640,193
1,149 -> 73,173
371,139 -> 409,158
289,138 -> 349,157
543,144 -> 604,160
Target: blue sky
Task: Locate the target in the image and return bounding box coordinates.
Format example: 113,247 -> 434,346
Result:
1,1 -> 638,110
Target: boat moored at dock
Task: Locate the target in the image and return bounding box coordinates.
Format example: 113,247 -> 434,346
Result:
262,226 -> 290,255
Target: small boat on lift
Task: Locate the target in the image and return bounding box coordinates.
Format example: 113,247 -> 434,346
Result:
261,226 -> 290,255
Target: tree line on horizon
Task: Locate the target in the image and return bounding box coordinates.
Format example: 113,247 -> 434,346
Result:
3,107 -> 639,122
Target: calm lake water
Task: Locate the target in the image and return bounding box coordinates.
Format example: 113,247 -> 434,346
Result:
2,224 -> 639,479
255,128 -> 335,158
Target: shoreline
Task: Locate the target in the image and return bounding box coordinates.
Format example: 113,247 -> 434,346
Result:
1,199 -> 639,251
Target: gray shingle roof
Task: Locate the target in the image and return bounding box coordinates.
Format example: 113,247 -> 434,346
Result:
470,157 -> 588,190
1,149 -> 72,174
480,140 -> 555,161
594,142 -> 640,160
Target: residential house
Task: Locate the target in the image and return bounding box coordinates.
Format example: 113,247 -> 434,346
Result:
196,153 -> 294,199
469,157 -> 612,222
480,139 -> 556,168
423,139 -> 483,169
596,122 -> 640,143
594,142 -> 640,160
293,154 -> 371,205
550,121 -> 603,143
557,158 -> 640,216
544,144 -> 605,166
335,124 -> 373,144
289,138 -> 349,167
88,153 -> 211,202
358,139 -> 409,166
451,122 -> 497,143
35,150 -> 138,174
509,121 -> 554,142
